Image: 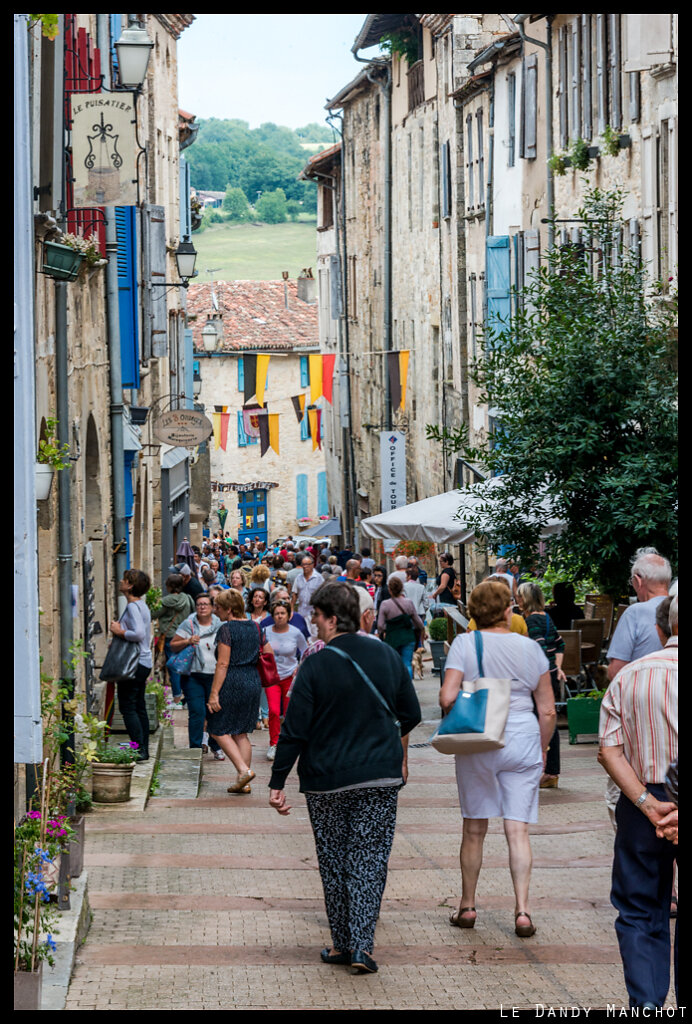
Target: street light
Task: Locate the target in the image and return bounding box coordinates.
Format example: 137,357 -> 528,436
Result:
174,238 -> 198,283
193,361 -> 202,397
201,319 -> 218,353
114,21 -> 154,89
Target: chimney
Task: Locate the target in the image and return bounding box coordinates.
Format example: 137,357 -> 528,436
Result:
297,276 -> 317,304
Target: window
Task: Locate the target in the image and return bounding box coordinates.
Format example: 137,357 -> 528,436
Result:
296,474 -> 308,519
300,356 -> 309,388
319,183 -> 334,230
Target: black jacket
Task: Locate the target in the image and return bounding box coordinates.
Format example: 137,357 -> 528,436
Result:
269,633 -> 421,793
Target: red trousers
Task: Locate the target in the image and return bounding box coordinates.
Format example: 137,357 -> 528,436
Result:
266,676 -> 293,747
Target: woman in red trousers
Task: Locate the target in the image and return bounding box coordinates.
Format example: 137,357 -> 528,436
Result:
263,597 -> 308,760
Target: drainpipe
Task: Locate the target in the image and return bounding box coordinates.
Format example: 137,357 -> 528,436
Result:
514,14 -> 555,253
55,280 -> 75,744
97,15 -> 128,595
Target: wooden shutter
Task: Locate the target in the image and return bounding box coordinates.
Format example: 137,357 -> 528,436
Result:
179,157 -> 192,240
581,15 -> 592,140
569,20 -> 581,141
183,328 -> 194,408
476,112 -> 484,209
596,15 -> 608,136
237,410 -> 247,447
466,114 -> 474,208
640,125 -> 656,272
329,254 -> 342,319
609,14 -> 622,130
507,72 -> 516,167
300,356 -> 309,388
296,474 -> 308,519
486,236 -> 511,340
524,229 -> 541,282
441,140 -> 451,218
628,71 -> 640,123
237,356 -> 244,392
141,203 -> 167,361
522,54 -> 538,159
558,26 -> 568,149
469,275 -> 478,360
115,206 -> 140,389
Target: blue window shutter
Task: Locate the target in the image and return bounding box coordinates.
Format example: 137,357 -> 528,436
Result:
184,328 -> 194,408
110,14 -> 121,75
300,356 -> 309,388
486,236 -> 511,341
300,412 -> 310,442
237,410 -> 247,447
296,474 -> 308,519
180,157 -> 192,239
238,357 -> 244,392
317,472 -> 328,517
115,206 -> 140,389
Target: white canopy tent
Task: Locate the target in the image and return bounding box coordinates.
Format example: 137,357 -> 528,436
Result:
360,478 -> 564,546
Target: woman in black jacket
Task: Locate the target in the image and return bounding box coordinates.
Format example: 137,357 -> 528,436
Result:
269,581 -> 421,975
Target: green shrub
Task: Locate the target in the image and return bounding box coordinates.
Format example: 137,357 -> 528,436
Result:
428,618 -> 448,642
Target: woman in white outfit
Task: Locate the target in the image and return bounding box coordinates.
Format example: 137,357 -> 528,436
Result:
439,580 -> 556,938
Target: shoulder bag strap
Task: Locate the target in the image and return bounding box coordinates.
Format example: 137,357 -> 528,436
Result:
473,629 -> 484,677
325,646 -> 401,733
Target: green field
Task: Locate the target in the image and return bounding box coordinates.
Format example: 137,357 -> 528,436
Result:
193,220 -> 319,282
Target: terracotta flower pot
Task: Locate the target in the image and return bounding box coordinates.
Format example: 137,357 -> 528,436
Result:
91,762 -> 135,803
14,963 -> 42,1010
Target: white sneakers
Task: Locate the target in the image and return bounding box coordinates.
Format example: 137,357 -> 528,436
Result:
213,750 -> 225,761
266,745 -> 276,761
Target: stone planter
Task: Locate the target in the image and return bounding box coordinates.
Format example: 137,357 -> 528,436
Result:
91,762 -> 135,803
429,640 -> 446,673
567,696 -> 602,744
109,692 -> 159,733
68,815 -> 86,879
14,963 -> 42,1010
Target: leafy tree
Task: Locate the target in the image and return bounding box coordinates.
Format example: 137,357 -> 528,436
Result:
255,188 -> 288,224
286,199 -> 302,222
427,187 -> 678,598
295,122 -> 336,143
223,185 -> 251,221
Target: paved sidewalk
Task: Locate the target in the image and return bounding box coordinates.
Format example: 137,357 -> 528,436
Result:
64,663 -> 677,1011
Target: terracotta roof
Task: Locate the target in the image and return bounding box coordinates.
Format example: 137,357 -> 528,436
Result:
187,281 -> 319,353
153,14 -> 195,39
300,142 -> 341,180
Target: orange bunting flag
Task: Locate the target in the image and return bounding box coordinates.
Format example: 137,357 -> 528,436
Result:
268,413 -> 280,456
309,354 -> 323,405
321,353 -> 336,404
399,350 -> 410,411
256,354 -> 270,408
308,407 -> 319,451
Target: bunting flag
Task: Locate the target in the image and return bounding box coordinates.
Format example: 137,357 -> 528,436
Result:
242,404 -> 261,438
212,411 -> 221,449
219,409 -> 230,451
308,407 -> 319,452
309,354 -> 323,404
291,394 -> 306,423
243,353 -> 257,405
256,354 -> 270,408
321,353 -> 336,404
387,350 -> 410,411
316,408 -> 322,450
258,412 -> 280,457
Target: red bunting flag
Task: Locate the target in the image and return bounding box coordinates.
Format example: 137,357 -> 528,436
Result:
321,353 -> 336,404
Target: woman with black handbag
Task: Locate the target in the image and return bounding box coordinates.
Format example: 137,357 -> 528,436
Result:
376,575 -> 425,679
108,569 -> 153,761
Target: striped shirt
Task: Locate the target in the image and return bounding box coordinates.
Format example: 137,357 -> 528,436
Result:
599,637 -> 677,784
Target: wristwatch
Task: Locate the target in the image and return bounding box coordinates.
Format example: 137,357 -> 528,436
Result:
635,790 -> 648,808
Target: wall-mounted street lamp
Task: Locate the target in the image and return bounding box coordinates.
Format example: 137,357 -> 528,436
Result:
193,361 -> 202,397
115,21 -> 154,89
201,319 -> 219,353
151,237 -> 198,289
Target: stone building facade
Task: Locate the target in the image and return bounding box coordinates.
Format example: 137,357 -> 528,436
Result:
186,280 -> 327,545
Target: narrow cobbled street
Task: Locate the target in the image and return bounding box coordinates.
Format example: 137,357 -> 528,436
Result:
64,666 -> 675,1011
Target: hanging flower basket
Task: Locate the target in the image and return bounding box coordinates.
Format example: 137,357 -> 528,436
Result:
35,463 -> 55,501
41,240 -> 86,282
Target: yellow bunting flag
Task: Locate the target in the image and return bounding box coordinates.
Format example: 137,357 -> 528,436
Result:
212,411 -> 221,449
308,407 -> 319,451
268,413 -> 280,456
399,350 -> 410,411
256,354 -> 270,409
309,354 -> 323,405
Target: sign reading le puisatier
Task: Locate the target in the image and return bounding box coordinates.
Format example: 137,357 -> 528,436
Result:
380,430 -> 406,513
71,92 -> 138,207
153,410 -> 213,448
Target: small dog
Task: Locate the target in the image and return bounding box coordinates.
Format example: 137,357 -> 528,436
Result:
411,647 -> 425,680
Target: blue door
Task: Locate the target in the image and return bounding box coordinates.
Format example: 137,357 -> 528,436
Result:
237,489 -> 268,547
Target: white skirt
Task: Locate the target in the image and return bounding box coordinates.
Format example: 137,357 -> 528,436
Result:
454,725 -> 543,823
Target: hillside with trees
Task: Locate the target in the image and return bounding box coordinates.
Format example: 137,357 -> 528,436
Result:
186,118 -> 333,217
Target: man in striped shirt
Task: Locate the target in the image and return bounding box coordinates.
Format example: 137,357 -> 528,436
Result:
598,596 -> 678,1010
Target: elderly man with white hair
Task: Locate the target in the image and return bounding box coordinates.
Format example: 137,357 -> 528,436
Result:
607,548 -> 673,682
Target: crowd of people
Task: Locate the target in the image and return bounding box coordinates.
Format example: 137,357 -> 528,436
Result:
104,537 -> 677,1002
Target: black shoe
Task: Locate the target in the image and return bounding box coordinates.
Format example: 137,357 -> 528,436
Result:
320,948 -> 351,965
351,950 -> 377,974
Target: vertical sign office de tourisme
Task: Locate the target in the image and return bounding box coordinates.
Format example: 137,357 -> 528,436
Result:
380,431 -> 406,513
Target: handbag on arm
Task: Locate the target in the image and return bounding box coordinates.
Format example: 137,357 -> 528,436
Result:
431,631 -> 511,754
255,621 -> 281,688
99,611 -> 141,682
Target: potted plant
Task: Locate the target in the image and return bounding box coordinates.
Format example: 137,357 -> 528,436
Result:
35,416 -> 71,500
548,152 -> 570,176
91,741 -> 141,803
602,125 -> 631,157
567,688 -> 605,744
14,796 -> 71,1008
569,137 -> 592,172
428,617 -> 448,673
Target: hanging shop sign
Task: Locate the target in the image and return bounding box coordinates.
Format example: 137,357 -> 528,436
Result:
153,409 -> 213,447
380,430 -> 407,514
71,92 -> 138,207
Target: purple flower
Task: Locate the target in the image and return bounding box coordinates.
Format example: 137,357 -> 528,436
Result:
27,811 -> 41,820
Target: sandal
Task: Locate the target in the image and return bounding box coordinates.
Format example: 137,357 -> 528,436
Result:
450,906 -> 476,929
227,769 -> 256,793
515,912 -> 536,937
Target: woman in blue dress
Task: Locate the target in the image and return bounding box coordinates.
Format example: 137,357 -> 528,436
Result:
206,588 -> 274,793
